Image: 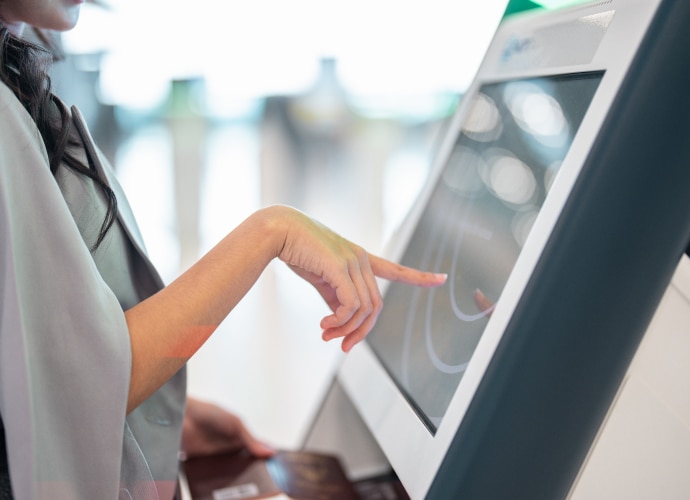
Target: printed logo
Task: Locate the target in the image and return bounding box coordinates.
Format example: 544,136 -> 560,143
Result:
501,35 -> 537,62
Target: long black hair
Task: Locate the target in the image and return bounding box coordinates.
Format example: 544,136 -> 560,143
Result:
0,25 -> 116,250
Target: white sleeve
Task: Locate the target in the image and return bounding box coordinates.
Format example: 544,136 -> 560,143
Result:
0,83 -> 132,499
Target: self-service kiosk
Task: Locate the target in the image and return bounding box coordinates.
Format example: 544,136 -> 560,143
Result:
304,1 -> 690,498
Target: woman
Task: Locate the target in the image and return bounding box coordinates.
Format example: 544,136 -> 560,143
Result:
0,1 -> 446,498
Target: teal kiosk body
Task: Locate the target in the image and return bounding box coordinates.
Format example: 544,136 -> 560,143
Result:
304,1 -> 690,498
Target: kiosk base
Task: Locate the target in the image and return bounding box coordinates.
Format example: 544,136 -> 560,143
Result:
302,378 -> 390,482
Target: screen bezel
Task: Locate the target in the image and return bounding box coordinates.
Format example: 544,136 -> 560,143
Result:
337,1 -> 663,498
367,70 -> 605,435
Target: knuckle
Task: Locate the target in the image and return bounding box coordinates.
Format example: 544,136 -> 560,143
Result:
372,294 -> 383,312
359,295 -> 374,315
351,245 -> 367,262
373,288 -> 383,305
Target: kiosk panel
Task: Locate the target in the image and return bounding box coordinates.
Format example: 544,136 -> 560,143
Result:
335,1 -> 683,498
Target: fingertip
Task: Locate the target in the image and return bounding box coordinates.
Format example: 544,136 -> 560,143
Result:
431,273 -> 448,286
320,312 -> 343,330
322,326 -> 346,342
341,330 -> 367,353
320,315 -> 334,330
323,304 -> 358,329
252,441 -> 277,458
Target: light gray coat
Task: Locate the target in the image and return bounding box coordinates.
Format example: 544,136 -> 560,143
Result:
0,81 -> 186,499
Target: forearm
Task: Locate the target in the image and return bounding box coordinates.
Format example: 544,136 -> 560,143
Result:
123,204 -> 446,413
124,206 -> 286,413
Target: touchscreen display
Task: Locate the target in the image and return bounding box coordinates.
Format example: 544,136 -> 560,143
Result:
368,72 -> 604,432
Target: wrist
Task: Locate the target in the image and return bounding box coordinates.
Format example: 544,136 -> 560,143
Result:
252,205 -> 297,260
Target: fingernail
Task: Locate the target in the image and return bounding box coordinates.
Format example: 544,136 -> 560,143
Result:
436,273 -> 448,281
257,442 -> 277,456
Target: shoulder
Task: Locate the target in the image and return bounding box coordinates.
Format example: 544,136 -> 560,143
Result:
0,80 -> 49,166
0,80 -> 51,195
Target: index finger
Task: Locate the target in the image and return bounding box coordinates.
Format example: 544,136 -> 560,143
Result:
368,254 -> 447,287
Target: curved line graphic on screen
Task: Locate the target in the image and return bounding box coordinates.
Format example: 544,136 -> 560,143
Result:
401,197 -> 449,386
401,226 -> 439,386
401,285 -> 421,386
449,203 -> 496,322
425,286 -> 477,375
423,197 -> 494,374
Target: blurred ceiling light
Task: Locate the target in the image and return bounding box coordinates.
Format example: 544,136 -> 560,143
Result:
62,0 -> 508,114
335,0 -> 508,95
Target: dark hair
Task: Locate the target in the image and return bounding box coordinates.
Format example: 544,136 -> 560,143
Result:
0,25 -> 116,250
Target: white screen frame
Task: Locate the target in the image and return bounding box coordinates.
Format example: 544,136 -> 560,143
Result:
337,1 -> 663,498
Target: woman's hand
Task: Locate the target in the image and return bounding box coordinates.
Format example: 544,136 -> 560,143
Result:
125,205 -> 445,412
180,397 -> 275,460
275,206 -> 447,352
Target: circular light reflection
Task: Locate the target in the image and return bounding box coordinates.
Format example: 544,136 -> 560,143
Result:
511,208 -> 539,247
483,152 -> 537,206
504,82 -> 570,148
462,93 -> 503,142
442,146 -> 486,196
544,160 -> 563,193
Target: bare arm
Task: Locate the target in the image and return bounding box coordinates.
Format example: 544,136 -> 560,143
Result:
125,205 -> 446,413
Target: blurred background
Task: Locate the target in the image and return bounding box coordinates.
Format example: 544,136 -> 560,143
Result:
52,0 -> 509,449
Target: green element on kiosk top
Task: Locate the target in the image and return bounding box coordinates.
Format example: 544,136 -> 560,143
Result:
503,0 -> 594,17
